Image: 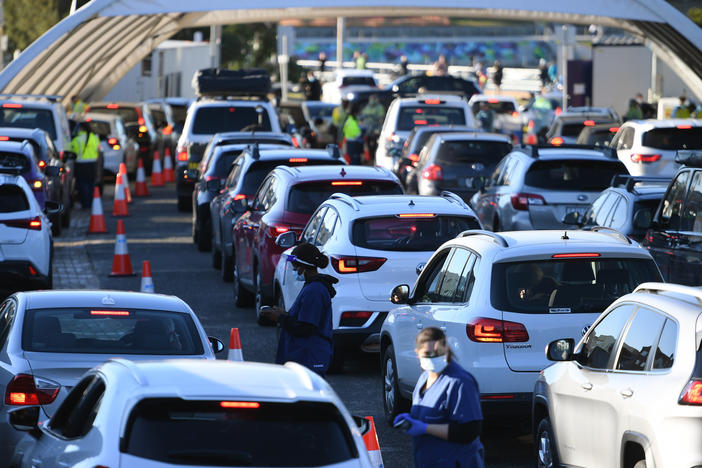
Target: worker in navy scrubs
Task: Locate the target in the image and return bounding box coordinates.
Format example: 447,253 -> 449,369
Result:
261,243 -> 337,377
394,327 -> 485,467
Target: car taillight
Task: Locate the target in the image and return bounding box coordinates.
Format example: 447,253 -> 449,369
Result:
631,154 -> 662,163
422,164 -> 443,181
162,125 -> 173,135
584,120 -> 595,126
31,180 -> 43,191
679,380 -> 702,405
510,193 -> 546,211
550,137 -> 564,146
5,374 -> 60,405
466,317 -> 529,343
205,176 -> 221,182
266,225 -> 302,238
331,256 -> 386,274
220,401 -> 260,409
511,111 -> 520,118
177,151 -> 188,162
3,216 -> 42,230
37,160 -> 46,169
408,153 -> 420,162
107,137 -> 118,146
340,311 -> 373,327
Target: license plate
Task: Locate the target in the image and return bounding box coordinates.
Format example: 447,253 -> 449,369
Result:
188,162 -> 199,170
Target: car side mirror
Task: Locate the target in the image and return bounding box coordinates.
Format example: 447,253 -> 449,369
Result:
44,201 -> 63,216
44,166 -> 60,177
275,231 -> 297,249
9,406 -> 41,437
390,284 -> 410,304
546,338 -> 575,361
352,415 -> 371,436
633,209 -> 652,230
208,337 -> 225,353
185,169 -> 199,181
562,211 -> 582,226
206,179 -> 222,192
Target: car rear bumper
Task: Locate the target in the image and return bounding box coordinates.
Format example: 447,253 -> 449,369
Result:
333,312 -> 387,352
176,166 -> 196,198
0,260 -> 50,290
480,392 -> 532,419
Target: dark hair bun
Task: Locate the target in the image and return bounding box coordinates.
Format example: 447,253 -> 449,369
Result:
291,242 -> 327,269
315,253 -> 329,269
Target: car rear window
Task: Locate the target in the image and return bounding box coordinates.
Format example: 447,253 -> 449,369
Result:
87,121 -> 111,138
642,127 -> 702,150
491,258 -> 662,314
123,399 -> 357,466
150,108 -> 168,128
288,180 -> 403,214
471,101 -> 516,115
397,106 -> 466,131
170,105 -> 188,126
577,128 -> 616,147
22,308 -> 204,355
561,123 -> 589,137
352,215 -> 480,251
192,107 -> 272,135
0,152 -> 30,173
0,185 -> 29,212
88,106 -> 139,125
241,159 -> 342,195
341,76 -> 375,87
436,140 -> 512,166
525,159 -> 627,191
306,105 -> 335,120
0,108 -> 56,140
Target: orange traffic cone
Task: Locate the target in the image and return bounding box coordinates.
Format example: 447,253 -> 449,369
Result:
362,416 -> 384,468
163,147 -> 175,183
227,328 -> 243,361
140,260 -> 154,293
119,163 -> 132,204
112,173 -> 129,217
151,150 -> 163,187
134,158 -> 149,197
110,220 -> 134,276
87,186 -> 107,234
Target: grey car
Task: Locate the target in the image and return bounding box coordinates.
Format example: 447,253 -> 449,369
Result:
0,290 -> 223,463
470,146 -> 629,231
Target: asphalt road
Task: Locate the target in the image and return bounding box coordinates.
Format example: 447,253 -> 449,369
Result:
78,181 -> 533,468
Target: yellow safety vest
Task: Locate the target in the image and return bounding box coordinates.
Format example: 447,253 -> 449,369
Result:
72,131 -> 99,162
343,116 -> 362,140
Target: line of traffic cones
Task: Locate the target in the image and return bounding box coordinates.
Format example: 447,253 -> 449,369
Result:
228,328 -> 243,361
110,219 -> 134,276
163,147 -> 175,183
87,186 -> 107,234
112,173 -> 129,217
151,150 -> 164,187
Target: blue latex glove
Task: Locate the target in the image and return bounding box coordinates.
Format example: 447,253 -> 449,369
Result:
394,413 -> 427,436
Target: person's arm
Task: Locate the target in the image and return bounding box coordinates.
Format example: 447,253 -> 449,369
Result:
427,421 -> 481,443
279,314 -> 319,337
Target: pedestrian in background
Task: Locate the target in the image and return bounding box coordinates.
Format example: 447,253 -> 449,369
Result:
538,58 -> 550,88
343,105 -> 363,165
398,55 -> 409,76
394,327 -> 484,468
492,60 -> 503,92
318,51 -> 327,72
261,243 -> 337,377
673,96 -> 691,118
476,102 -> 494,132
71,121 -> 100,209
332,98 -> 349,144
624,98 -> 643,121
432,54 -> 449,76
303,71 -> 322,101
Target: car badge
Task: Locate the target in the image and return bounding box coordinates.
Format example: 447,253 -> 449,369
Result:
581,325 -> 591,336
101,295 -> 116,305
471,162 -> 485,171
577,194 -> 587,201
416,262 -> 426,275
340,168 -> 346,177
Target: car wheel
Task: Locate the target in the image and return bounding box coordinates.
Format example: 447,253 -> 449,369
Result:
255,268 -> 274,326
221,248 -> 234,282
232,254 -> 254,307
212,244 -> 221,269
177,196 -> 190,212
536,417 -> 560,468
633,461 -> 647,468
197,215 -> 212,252
382,345 -> 410,424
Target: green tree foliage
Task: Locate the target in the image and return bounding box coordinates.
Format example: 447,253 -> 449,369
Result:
4,0 -> 61,51
688,7 -> 702,26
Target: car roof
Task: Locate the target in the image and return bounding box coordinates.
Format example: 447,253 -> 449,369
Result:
193,99 -> 273,108
556,113 -> 617,122
516,147 -> 615,161
622,118 -> 702,130
248,148 -> 341,161
396,94 -> 467,104
326,194 -> 476,216
89,102 -> 141,108
0,140 -> 35,158
337,69 -> 374,78
272,164 -> 398,183
0,172 -> 29,187
616,283 -> 702,329
214,143 -> 288,156
0,99 -> 56,110
469,94 -> 518,103
213,131 -> 291,143
303,101 -> 337,109
103,359 -> 333,402
0,126 -> 48,140
15,290 -> 192,314
436,131 -> 512,142
608,185 -> 667,198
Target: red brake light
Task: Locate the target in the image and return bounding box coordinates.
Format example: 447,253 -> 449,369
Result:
38,160 -> 47,170
289,157 -> 308,163
2,103 -> 22,109
488,98 -> 499,104
527,120 -> 535,130
631,154 -> 662,163
677,124 -> 693,130
106,104 -> 119,109
28,218 -> 41,229
680,380 -> 702,405
137,117 -> 145,125
552,253 -> 601,258
408,153 -> 420,162
584,120 -> 595,126
341,311 -> 373,320
331,181 -> 362,186
609,127 -> 620,133
510,193 -> 546,211
414,119 -> 428,125
423,99 -> 442,105
27,264 -> 37,276
550,137 -> 564,146
5,374 -> 60,406
511,111 -> 519,118
422,164 -> 443,181
466,317 -> 529,343
397,213 -> 436,218
4,216 -> 42,230
205,176 -> 222,182
555,107 -> 562,116
220,401 -> 260,409
177,151 -> 188,162
233,194 -> 247,201
90,310 -> 130,316
266,225 -> 302,238
331,256 -> 386,274
481,394 -> 516,400
526,134 -> 537,145
107,138 -> 119,146
0,136 -> 9,141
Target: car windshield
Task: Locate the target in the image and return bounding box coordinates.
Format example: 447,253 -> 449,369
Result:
397,106 -> 466,131
0,108 -> 56,140
192,107 -> 272,135
353,215 -> 480,252
88,106 -> 139,125
0,184 -> 29,212
241,159 -> 341,194
124,399 -> 357,466
525,159 -> 627,191
642,127 -> 702,150
436,140 -> 512,166
491,258 -> 662,314
287,181 -> 403,214
22,308 -> 204,355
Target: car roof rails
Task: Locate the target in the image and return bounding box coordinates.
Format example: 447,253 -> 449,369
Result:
247,143 -> 260,160
634,282 -> 702,305
588,226 -> 633,245
536,143 -> 616,159
518,144 -> 540,158
440,191 -> 471,210
675,150 -> 702,167
458,229 -> 509,247
329,193 -> 361,211
326,144 -> 343,160
201,94 -> 268,102
0,93 -> 63,103
610,174 -> 670,192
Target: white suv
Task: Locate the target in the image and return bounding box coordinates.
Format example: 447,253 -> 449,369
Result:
380,229 -> 663,424
534,283 -> 702,468
274,192 -> 481,365
375,94 -> 476,171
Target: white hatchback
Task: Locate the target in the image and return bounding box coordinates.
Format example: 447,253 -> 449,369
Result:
534,283 -> 702,468
380,229 -> 663,424
273,192 -> 481,365
9,359 -> 375,468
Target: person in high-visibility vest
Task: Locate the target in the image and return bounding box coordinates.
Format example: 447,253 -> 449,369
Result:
673,96 -> 692,118
343,106 -> 363,165
332,98 -> 349,144
72,121 -> 100,208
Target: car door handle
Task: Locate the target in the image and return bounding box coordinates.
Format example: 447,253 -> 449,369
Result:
416,323 -> 423,329
620,388 -> 633,398
581,382 -> 593,391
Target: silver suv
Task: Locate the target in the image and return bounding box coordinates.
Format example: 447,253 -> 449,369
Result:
534,282 -> 702,468
470,146 -> 628,231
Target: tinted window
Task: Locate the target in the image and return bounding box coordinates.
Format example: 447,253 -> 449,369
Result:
170,105 -> 187,126
22,308 -> 204,355
0,301 -> 16,348
124,399 -> 357,466
580,305 -> 634,369
241,160 -> 341,195
192,107 -> 272,135
150,108 -> 168,128
210,151 -> 244,178
471,101 -> 515,115
287,181 -> 402,214
88,106 -> 138,125
306,105 -> 335,120
415,250 -> 451,303
50,376 -> 105,438
642,127 -> 702,150
660,171 -> 690,229
681,171 -> 702,232
301,207 -> 327,244
524,160 -> 627,191
87,121 -> 111,138
616,307 -> 666,371
436,248 -> 472,303
0,108 -> 56,140
436,140 -> 512,166
0,184 -> 29,212
352,215 -> 479,252
561,123 -> 589,137
315,208 -> 338,246
578,128 -> 617,147
653,319 -> 677,370
397,106 -> 466,131
341,76 -> 375,86
491,259 -> 662,314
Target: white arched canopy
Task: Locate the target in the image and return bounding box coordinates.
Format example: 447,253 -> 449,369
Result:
1,0 -> 701,102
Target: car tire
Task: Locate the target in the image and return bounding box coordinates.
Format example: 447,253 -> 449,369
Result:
221,249 -> 234,282
177,196 -> 190,212
255,268 -> 274,326
212,244 -> 221,269
233,253 -> 254,307
51,213 -> 62,237
197,215 -> 211,252
536,417 -> 560,468
382,345 -> 410,424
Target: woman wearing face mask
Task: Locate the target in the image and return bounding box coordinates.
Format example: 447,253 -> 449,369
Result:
260,242 -> 337,377
394,327 -> 484,468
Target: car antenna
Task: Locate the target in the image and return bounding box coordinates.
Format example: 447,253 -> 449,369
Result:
561,231 -> 569,240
